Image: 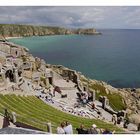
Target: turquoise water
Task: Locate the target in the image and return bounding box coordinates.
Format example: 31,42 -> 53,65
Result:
9,29 -> 140,88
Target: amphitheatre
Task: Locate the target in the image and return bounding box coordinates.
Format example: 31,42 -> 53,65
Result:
0,35 -> 140,134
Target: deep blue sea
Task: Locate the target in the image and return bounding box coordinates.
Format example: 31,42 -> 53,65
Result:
9,29 -> 140,88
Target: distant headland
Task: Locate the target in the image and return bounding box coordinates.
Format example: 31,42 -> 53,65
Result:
0,24 -> 101,40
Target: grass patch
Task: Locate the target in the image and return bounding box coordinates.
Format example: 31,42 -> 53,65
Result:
89,84 -> 126,111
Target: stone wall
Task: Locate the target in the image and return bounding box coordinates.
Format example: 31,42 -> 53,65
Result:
51,65 -> 83,91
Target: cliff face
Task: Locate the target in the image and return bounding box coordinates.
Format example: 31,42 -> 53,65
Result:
0,24 -> 69,38
0,24 -> 101,39
75,28 -> 101,35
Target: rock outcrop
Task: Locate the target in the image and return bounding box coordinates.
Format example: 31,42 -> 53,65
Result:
75,28 -> 102,35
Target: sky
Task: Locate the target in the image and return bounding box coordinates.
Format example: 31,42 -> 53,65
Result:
0,6 -> 140,29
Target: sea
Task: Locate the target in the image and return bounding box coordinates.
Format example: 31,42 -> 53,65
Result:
9,29 -> 140,88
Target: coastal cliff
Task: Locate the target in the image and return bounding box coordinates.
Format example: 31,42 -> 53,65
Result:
0,24 -> 101,39
75,28 -> 101,35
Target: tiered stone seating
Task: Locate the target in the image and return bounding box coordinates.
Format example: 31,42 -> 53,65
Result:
0,94 -> 122,133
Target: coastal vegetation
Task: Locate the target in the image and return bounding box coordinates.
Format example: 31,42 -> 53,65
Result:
89,83 -> 126,111
80,76 -> 126,112
0,94 -> 123,133
0,24 -> 101,39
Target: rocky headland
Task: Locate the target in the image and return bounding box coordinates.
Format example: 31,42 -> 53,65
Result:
0,24 -> 101,39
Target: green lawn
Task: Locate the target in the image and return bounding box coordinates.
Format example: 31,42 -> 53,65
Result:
0,94 -> 123,133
